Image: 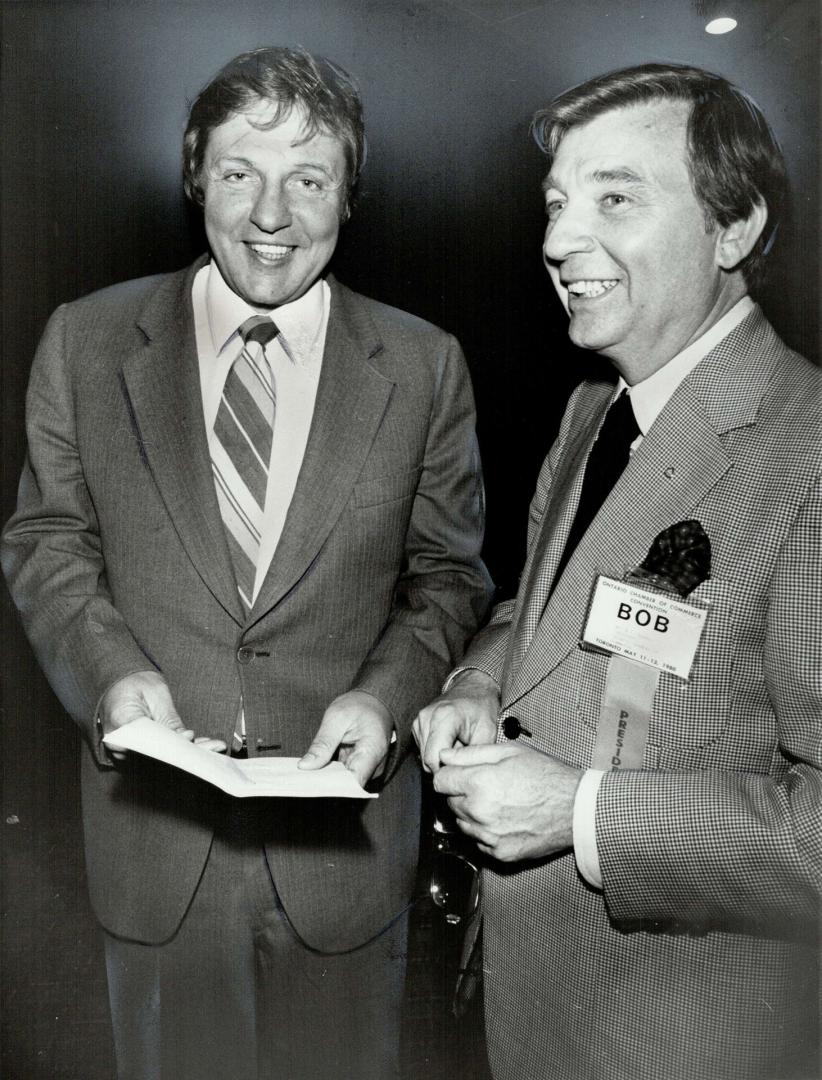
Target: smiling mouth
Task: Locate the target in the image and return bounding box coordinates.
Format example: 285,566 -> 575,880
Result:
566,279 -> 618,299
248,243 -> 295,263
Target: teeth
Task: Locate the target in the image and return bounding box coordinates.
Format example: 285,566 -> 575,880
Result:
566,279 -> 618,298
249,244 -> 292,261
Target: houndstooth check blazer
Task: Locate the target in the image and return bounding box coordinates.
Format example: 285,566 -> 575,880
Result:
460,306 -> 821,1080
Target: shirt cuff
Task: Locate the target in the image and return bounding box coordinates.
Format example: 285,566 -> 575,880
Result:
573,768 -> 605,889
442,666 -> 500,694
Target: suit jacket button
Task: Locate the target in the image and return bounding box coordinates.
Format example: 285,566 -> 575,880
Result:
502,716 -> 532,740
236,646 -> 254,665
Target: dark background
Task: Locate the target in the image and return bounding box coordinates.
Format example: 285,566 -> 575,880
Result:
1,1 -> 818,1077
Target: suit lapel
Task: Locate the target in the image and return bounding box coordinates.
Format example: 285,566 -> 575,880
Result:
504,309 -> 774,709
248,278 -> 394,622
122,258 -> 246,624
501,381 -> 613,688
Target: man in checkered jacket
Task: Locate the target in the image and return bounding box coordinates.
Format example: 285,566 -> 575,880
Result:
415,64 -> 820,1080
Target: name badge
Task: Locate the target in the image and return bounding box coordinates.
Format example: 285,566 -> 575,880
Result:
581,575 -> 708,680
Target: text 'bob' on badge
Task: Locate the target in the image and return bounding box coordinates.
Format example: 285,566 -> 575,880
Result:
581,575 -> 709,680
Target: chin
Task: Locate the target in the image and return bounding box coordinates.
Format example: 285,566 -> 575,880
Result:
568,326 -> 603,353
568,316 -> 619,355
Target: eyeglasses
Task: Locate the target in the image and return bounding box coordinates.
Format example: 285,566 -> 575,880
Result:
429,814 -> 480,926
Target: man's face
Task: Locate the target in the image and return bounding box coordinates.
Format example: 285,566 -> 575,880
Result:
201,101 -> 347,308
542,100 -> 734,381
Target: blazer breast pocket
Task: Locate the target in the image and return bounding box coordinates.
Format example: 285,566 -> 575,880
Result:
649,577 -> 735,749
352,466 -> 422,509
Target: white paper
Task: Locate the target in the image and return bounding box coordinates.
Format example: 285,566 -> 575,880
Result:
102,717 -> 377,799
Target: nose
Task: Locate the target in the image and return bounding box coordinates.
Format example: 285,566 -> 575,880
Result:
542,202 -> 595,265
249,179 -> 292,234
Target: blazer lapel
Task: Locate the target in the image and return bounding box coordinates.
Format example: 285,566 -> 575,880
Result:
504,309 -> 774,709
121,259 -> 245,624
501,381 -> 613,688
249,278 -> 395,622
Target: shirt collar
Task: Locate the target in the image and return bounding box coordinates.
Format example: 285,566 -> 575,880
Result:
620,295 -> 756,436
205,259 -> 327,366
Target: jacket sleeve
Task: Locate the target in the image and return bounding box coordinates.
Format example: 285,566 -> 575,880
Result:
350,332 -> 493,747
2,305 -> 156,760
595,473 -> 822,940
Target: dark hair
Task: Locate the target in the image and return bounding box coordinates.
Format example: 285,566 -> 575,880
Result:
531,63 -> 787,290
183,46 -> 365,218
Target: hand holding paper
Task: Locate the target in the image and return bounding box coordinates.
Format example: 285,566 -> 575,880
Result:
299,689 -> 393,787
104,717 -> 377,799
100,670 -> 226,756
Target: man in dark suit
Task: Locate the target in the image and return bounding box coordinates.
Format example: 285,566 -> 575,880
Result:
415,64 -> 820,1080
2,46 -> 491,1080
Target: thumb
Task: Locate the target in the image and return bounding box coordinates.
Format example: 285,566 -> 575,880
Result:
143,685 -> 192,738
298,719 -> 341,770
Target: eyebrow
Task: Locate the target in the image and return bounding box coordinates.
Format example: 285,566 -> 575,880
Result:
291,160 -> 338,178
542,166 -> 647,192
213,154 -> 337,180
589,167 -> 646,185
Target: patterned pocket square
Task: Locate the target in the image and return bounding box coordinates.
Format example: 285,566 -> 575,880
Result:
630,519 -> 711,598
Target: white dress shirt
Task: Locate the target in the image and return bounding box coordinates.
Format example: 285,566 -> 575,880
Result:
573,295 -> 756,888
192,261 -> 329,604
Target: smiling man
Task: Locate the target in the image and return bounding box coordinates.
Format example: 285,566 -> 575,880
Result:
414,64 -> 820,1080
2,47 -> 491,1080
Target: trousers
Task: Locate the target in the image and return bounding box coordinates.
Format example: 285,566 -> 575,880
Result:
104,803 -> 408,1080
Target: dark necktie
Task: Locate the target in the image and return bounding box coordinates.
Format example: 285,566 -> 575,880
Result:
551,389 -> 640,591
211,315 -> 280,611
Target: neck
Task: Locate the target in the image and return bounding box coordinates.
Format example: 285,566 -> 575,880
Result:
611,281 -> 748,385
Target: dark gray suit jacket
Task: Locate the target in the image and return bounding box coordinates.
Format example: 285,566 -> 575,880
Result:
2,258 -> 492,950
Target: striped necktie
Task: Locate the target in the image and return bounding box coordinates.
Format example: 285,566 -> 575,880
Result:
211,315 -> 280,611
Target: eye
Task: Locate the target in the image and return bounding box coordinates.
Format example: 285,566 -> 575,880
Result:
223,170 -> 253,183
602,193 -> 630,209
288,175 -> 327,194
545,199 -> 565,222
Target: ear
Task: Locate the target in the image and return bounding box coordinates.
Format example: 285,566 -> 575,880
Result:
715,200 -> 768,270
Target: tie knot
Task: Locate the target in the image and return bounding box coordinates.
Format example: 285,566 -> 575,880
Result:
603,390 -> 640,444
240,315 -> 279,348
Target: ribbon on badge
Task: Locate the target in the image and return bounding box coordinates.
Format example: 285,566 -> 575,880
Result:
590,521 -> 711,771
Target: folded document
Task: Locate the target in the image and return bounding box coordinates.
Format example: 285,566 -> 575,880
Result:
103,717 -> 377,799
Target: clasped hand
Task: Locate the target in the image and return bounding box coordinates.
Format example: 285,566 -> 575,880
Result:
412,670 -> 582,862
433,742 -> 581,862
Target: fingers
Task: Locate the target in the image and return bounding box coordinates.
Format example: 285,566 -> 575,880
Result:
101,670 -> 181,731
432,764 -> 467,798
341,742 -> 385,789
439,743 -> 517,768
414,701 -> 468,774
413,683 -> 500,774
99,671 -> 226,750
298,692 -> 392,783
193,736 -> 227,754
298,715 -> 342,770
301,724 -> 386,787
449,813 -> 498,852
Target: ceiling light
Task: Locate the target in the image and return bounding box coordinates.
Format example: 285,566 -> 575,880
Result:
705,16 -> 738,33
